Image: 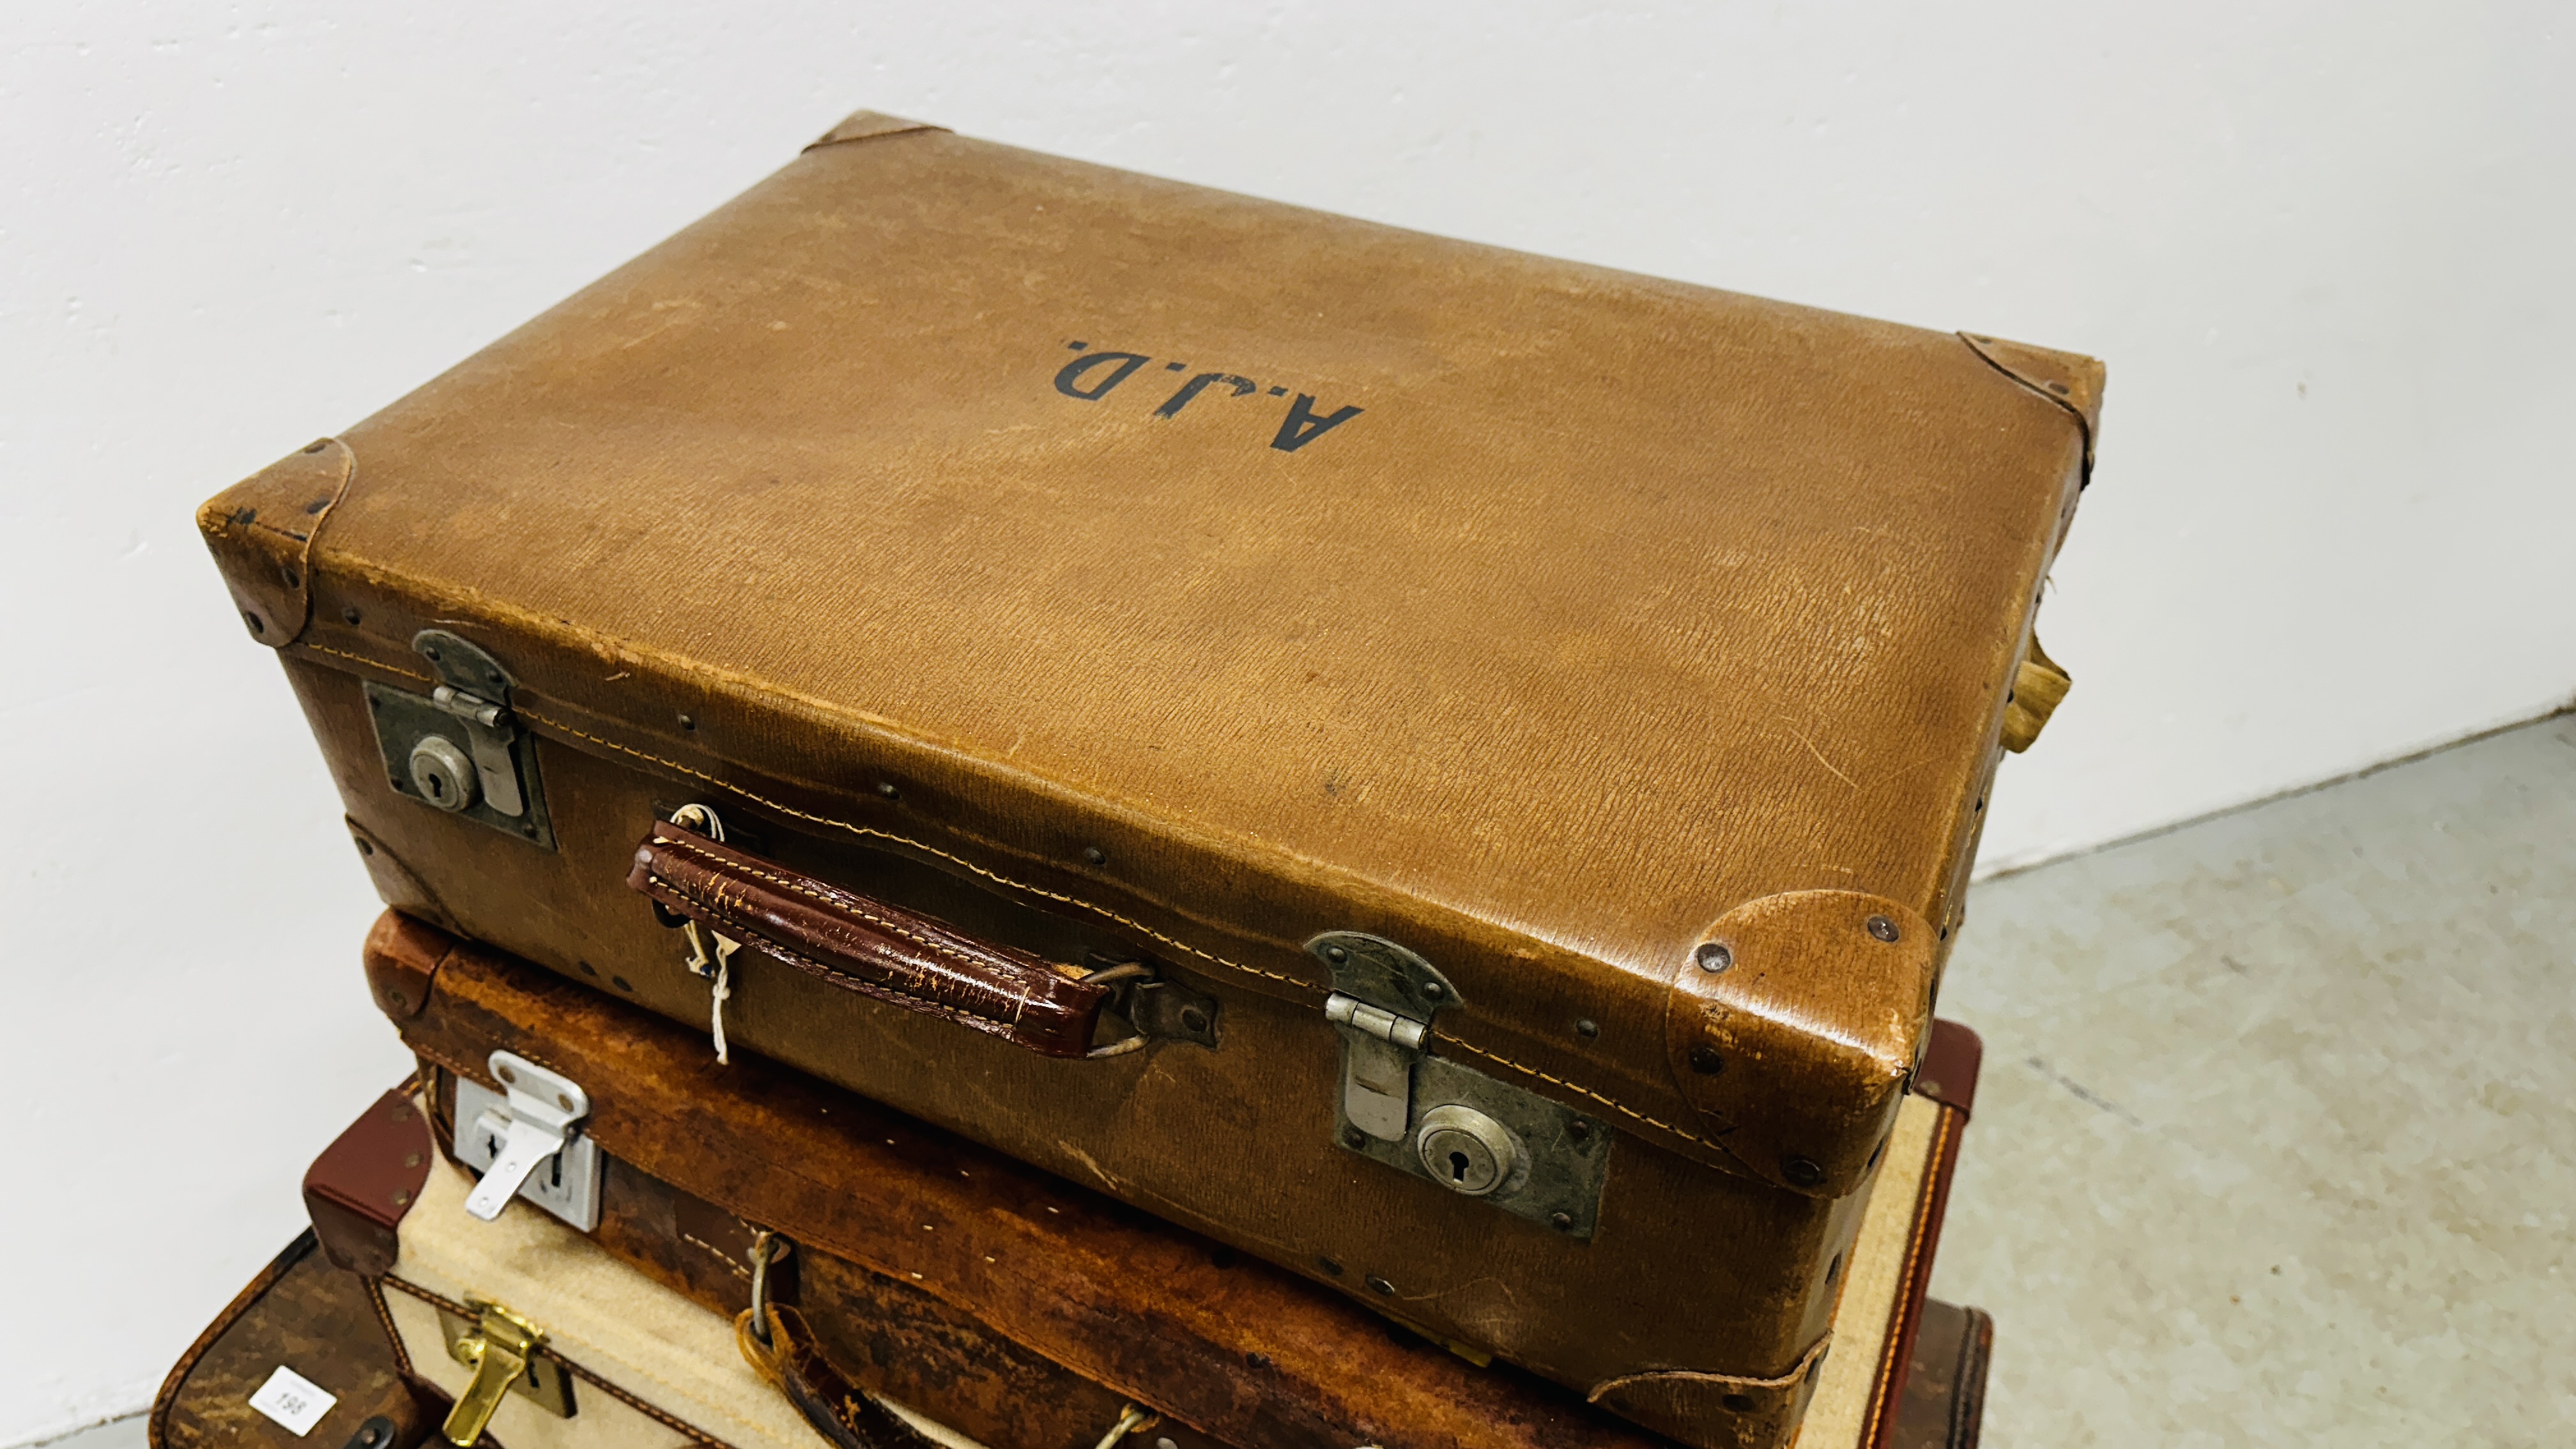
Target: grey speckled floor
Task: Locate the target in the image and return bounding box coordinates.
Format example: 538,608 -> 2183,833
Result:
1929,712 -> 2576,1447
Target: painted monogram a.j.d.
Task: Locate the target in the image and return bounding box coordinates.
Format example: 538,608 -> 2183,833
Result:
1051,341 -> 1363,453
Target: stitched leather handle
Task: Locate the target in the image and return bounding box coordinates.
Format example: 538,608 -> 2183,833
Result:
627,818 -> 1117,1059
738,1305 -> 939,1449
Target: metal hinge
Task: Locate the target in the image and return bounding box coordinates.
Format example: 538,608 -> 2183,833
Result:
454,1052 -> 602,1231
1310,931 -> 1612,1238
363,630 -> 555,849
438,1298 -> 574,1446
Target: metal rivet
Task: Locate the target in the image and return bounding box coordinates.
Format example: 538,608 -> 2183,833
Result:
278,565 -> 300,588
242,611 -> 265,635
404,1152 -> 422,1169
355,838 -> 374,856
390,1108 -> 409,1123
1340,1126 -> 1367,1150
1689,1044 -> 1724,1075
1155,1439 -> 1177,1449
422,645 -> 441,662
1420,981 -> 1445,1002
1365,1276 -> 1395,1296
1721,1392 -> 1756,1413
878,782 -> 901,801
1568,1117 -> 1593,1141
1575,1017 -> 1598,1038
341,606 -> 362,625
1180,1006 -> 1209,1034
1919,1077 -> 1942,1098
302,440 -> 328,454
1695,942 -> 1733,972
612,975 -> 634,992
1324,944 -> 1348,964
1082,845 -> 1106,866
1782,1156 -> 1825,1188
497,1066 -> 516,1084
578,960 -> 599,976
386,989 -> 407,1009
521,824 -> 538,838
557,1092 -> 574,1110
2047,380 -> 2071,395
678,713 -> 697,730
1866,916 -> 1900,944
391,1189 -> 412,1206
1549,1211 -> 1574,1232
1315,1256 -> 1344,1276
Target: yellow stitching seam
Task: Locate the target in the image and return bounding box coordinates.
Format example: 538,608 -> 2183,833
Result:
300,641 -> 436,683
1439,1036 -> 1741,1162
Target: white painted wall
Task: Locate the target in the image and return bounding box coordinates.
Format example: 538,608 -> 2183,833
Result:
5,3 -> 2570,1440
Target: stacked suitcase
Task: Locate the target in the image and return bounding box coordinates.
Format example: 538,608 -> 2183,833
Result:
163,107 -> 2097,1449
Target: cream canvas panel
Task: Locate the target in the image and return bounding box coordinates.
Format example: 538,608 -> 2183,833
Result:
386,1149 -> 832,1449
1789,1093 -> 1947,1448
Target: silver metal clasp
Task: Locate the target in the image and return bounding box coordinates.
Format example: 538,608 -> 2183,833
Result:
455,1051 -> 601,1230
1310,931 -> 1613,1238
363,630 -> 555,848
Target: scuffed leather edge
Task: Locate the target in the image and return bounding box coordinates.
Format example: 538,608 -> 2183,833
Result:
147,1229 -> 321,1449
1586,1336 -> 1830,1449
195,436 -> 356,647
1957,333 -> 2103,485
804,111 -> 949,151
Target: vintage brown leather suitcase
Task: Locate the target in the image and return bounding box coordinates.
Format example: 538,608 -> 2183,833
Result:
200,107 -> 2094,1427
354,911 -> 1984,1449
151,1232 -> 1989,1449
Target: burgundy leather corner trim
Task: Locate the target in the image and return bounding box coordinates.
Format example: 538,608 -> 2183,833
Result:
303,1087 -> 434,1276
1913,1020 -> 1984,1119
627,820 -> 1112,1059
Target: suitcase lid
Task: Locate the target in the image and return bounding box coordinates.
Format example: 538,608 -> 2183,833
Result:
203,112 -> 2098,1200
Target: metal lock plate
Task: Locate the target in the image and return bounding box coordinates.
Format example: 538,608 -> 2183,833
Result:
454,1053 -> 602,1232
1310,932 -> 1613,1238
364,631 -> 555,850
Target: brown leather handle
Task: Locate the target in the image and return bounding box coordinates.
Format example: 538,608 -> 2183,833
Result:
627,818 -> 1116,1059
739,1305 -> 940,1449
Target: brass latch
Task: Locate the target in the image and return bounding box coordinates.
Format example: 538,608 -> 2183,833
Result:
439,1299 -> 573,1445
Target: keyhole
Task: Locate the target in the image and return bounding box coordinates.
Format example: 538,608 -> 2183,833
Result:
425,775 -> 447,799
1449,1150 -> 1471,1183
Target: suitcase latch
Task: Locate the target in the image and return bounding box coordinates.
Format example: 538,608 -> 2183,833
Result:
438,1298 -> 574,1446
1312,932 -> 1613,1238
362,630 -> 556,850
454,1052 -> 602,1231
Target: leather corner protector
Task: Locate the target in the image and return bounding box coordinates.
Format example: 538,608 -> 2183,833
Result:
364,907 -> 457,1022
194,437 -> 355,647
804,110 -> 949,151
1958,332 -> 2103,482
1912,1020 -> 1983,1118
1586,1336 -> 1828,1449
348,818 -> 461,935
1665,891 -> 1937,1199
302,1089 -> 434,1276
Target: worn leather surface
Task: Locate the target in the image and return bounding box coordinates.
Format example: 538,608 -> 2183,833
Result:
203,112 -> 2097,1188
737,1305 -> 940,1449
150,1230 -> 434,1449
303,1087 -> 436,1276
390,921 -> 1769,1449
630,818 -> 1110,1057
1886,1303 -> 1991,1449
1665,892 -> 1937,1195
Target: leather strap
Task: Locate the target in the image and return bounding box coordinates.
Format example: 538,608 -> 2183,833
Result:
735,1305 -> 939,1449
627,820 -> 1115,1059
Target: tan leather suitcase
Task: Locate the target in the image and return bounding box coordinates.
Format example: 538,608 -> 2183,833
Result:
347,912 -> 1983,1449
199,107 -> 2094,1439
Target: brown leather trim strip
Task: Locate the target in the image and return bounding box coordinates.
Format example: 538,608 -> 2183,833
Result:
1863,1101 -> 1969,1449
